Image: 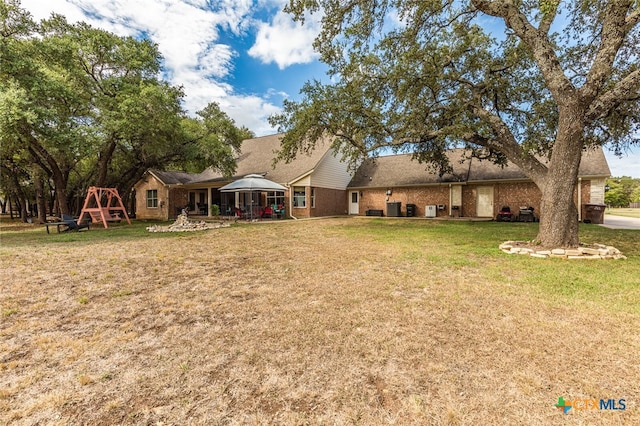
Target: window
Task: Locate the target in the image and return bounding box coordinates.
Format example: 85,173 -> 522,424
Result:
146,189 -> 158,208
293,186 -> 306,207
266,191 -> 285,207
310,188 -> 316,208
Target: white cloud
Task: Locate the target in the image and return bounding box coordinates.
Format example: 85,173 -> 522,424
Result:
19,0 -> 285,134
21,0 -> 87,24
223,95 -> 283,136
22,0 -> 233,79
604,150 -> 640,178
248,10 -> 320,69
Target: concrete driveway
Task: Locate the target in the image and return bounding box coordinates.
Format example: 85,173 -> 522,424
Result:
599,214 -> 640,230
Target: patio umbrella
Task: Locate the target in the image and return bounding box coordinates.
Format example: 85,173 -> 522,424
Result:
219,174 -> 286,219
218,174 -> 286,192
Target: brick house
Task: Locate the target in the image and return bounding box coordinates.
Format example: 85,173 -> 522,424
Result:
347,147 -> 611,222
134,132 -> 610,223
133,133 -> 352,220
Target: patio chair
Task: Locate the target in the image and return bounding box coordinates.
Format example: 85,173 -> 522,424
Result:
61,214 -> 91,232
262,205 -> 273,218
273,204 -> 285,218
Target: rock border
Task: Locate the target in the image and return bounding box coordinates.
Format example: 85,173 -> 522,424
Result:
499,241 -> 626,260
147,214 -> 230,233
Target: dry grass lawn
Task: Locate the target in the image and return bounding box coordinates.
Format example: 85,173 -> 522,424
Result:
1,217 -> 638,425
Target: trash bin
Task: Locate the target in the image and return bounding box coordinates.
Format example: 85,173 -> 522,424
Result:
406,204 -> 416,217
387,202 -> 401,217
584,203 -> 606,224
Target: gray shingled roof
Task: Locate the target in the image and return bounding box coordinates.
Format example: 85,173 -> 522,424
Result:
193,133 -> 333,185
148,170 -> 197,185
348,147 -> 610,188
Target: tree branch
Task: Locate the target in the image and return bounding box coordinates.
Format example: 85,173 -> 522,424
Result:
470,105 -> 548,183
625,7 -> 640,31
538,0 -> 559,34
586,67 -> 640,121
471,0 -> 575,102
581,0 -> 634,101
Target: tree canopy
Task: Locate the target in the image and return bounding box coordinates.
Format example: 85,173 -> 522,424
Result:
605,176 -> 640,207
1,0 -> 252,220
272,0 -> 640,247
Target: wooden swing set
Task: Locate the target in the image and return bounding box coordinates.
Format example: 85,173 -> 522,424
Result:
78,187 -> 131,229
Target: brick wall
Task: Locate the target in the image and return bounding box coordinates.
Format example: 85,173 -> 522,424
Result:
359,186 -> 450,217
493,182 -> 542,215
461,186 -> 475,218
358,180 -> 591,218
134,176 -> 169,220
311,187 -> 347,217
291,185 -> 310,218
133,177 -> 191,221
168,188 -> 189,219
579,180 -> 596,220
291,186 -> 347,218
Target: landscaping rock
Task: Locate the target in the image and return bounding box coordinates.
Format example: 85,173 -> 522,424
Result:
146,214 -> 231,233
499,240 -> 625,260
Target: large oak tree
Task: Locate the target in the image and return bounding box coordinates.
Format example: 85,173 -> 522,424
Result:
271,0 -> 640,247
1,1 -> 251,218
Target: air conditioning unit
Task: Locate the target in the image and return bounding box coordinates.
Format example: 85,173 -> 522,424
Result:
425,205 -> 437,218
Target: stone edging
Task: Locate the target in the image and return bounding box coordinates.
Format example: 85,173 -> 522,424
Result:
147,214 -> 231,232
499,241 -> 626,259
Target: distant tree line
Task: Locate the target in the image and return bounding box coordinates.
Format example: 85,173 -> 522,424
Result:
1,0 -> 252,222
605,177 -> 640,208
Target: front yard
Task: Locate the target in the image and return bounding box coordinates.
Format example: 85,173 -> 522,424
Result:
1,217 -> 638,424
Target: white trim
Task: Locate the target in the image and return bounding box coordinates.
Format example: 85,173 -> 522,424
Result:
288,169 -> 314,187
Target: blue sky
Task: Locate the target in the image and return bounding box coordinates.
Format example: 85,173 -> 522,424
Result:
21,0 -> 639,177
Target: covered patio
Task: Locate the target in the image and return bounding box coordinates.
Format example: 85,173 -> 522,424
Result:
219,174 -> 287,220
183,174 -> 287,221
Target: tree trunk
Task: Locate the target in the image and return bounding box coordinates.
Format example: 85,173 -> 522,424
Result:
22,122 -> 71,215
8,170 -> 29,222
96,136 -> 118,187
54,183 -> 69,216
537,178 -> 580,248
34,169 -> 47,224
17,196 -> 28,223
535,103 -> 584,248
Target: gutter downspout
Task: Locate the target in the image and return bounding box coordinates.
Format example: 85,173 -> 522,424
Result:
577,177 -> 582,222
288,184 -> 297,220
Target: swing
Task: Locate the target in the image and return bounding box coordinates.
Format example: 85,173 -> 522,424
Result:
77,187 -> 131,229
